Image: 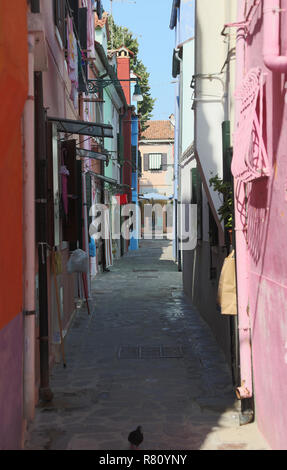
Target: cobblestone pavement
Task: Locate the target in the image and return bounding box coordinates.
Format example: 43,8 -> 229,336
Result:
24,240 -> 270,450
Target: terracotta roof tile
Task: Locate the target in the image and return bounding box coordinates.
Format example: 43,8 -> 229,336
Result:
141,120 -> 174,140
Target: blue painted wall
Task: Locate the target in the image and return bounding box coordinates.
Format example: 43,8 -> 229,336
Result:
129,115 -> 139,250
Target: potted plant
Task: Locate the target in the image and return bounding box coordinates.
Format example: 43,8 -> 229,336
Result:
209,174 -> 234,244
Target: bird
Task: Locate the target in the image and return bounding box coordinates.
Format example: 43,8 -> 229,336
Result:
128,426 -> 143,450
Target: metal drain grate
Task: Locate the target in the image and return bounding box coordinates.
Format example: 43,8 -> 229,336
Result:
137,276 -> 159,279
161,346 -> 183,358
117,346 -> 138,360
133,269 -> 159,273
118,345 -> 183,360
139,346 -> 161,359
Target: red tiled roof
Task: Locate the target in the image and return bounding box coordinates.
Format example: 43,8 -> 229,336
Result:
141,120 -> 175,140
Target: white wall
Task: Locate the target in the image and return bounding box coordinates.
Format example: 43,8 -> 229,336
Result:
181,39 -> 195,156
195,0 -> 237,241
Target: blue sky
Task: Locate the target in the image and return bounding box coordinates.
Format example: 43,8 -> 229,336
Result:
103,0 -> 176,120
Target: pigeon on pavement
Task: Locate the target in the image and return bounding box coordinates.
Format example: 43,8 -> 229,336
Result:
128,426 -> 143,449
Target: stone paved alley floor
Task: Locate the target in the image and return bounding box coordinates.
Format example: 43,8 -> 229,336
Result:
24,240 -> 270,450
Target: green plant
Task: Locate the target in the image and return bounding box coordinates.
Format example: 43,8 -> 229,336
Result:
209,174 -> 233,229
107,15 -> 155,130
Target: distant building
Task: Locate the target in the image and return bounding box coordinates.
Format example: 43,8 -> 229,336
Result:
139,119 -> 174,235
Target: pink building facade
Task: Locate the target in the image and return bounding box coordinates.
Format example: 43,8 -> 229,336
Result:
139,120 -> 174,234
139,120 -> 174,198
5,0 -> 114,448
232,0 -> 287,450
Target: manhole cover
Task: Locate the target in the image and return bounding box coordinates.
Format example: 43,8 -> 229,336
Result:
117,345 -> 183,360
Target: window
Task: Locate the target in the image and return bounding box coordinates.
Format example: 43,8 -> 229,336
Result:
53,0 -> 67,47
149,153 -> 162,170
60,139 -> 83,249
30,0 -> 40,13
232,67 -> 269,183
143,153 -> 167,172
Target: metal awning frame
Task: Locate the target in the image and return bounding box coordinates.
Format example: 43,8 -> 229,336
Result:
77,147 -> 109,162
48,116 -> 113,138
87,170 -> 130,190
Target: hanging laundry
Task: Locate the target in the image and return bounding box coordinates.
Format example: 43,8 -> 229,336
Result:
115,193 -> 128,205
89,237 -> 98,279
87,0 -> 95,52
67,16 -> 79,109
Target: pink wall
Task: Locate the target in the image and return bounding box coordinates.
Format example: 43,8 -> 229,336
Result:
235,0 -> 287,450
139,142 -> 174,196
36,2 -> 81,377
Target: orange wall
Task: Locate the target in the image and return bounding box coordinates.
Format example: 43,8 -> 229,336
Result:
0,1 -> 28,329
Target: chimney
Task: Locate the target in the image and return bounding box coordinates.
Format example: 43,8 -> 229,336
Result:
116,46 -> 134,105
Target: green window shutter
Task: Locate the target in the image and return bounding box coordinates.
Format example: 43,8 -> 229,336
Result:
196,168 -> 203,240
191,167 -> 198,204
117,133 -> 120,164
209,204 -> 219,247
117,133 -> 124,165
222,120 -> 234,245
222,120 -> 232,184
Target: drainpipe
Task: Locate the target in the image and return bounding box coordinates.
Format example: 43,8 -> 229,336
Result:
176,47 -> 183,271
23,33 -> 36,422
172,48 -> 182,267
263,0 -> 287,72
233,0 -> 254,423
35,72 -> 53,403
79,94 -> 91,298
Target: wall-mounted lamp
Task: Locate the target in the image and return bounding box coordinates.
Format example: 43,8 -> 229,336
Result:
132,83 -> 143,102
88,77 -> 143,102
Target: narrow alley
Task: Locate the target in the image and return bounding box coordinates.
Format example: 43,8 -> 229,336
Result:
24,240 -> 269,451
3,0 -> 287,452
